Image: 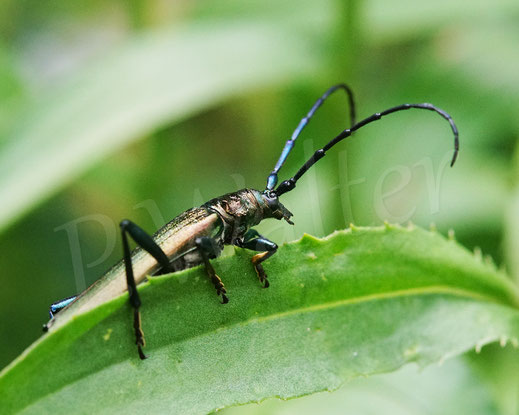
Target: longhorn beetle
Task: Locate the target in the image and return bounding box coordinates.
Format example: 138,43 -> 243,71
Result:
44,83 -> 459,359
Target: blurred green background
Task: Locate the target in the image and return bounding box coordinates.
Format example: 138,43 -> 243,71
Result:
0,0 -> 518,413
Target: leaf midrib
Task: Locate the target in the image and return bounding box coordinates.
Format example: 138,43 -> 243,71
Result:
174,284 -> 509,345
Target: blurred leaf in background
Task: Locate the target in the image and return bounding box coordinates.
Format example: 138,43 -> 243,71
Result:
221,357 -> 502,415
0,0 -> 518,413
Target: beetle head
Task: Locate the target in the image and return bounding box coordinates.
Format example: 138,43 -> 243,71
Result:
261,190 -> 294,224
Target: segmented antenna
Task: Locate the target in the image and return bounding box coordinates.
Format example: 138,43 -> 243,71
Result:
274,103 -> 459,197
266,84 -> 356,191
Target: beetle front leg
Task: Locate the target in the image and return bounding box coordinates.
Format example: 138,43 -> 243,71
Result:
236,229 -> 278,288
195,236 -> 228,304
120,219 -> 172,360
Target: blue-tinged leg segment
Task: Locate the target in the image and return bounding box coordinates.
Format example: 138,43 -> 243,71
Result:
49,296 -> 77,319
42,295 -> 77,332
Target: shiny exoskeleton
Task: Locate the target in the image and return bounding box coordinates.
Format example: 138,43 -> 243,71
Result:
45,83 -> 459,360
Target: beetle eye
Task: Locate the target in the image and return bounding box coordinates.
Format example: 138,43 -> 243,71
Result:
264,195 -> 279,211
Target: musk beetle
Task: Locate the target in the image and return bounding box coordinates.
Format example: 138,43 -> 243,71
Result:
44,83 -> 459,359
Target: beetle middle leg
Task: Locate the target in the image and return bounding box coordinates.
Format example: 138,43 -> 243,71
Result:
236,229 -> 278,288
120,219 -> 173,360
195,236 -> 228,304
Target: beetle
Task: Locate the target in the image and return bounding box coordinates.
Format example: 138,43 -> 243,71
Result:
43,83 -> 459,359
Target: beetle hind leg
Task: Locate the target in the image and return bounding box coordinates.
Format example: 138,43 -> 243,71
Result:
120,219 -> 173,360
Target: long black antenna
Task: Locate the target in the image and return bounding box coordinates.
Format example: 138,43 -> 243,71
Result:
266,83 -> 356,191
274,103 -> 459,197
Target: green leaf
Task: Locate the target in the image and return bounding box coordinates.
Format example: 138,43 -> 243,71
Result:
0,16 -> 326,233
1,225 -> 519,414
364,0 -> 517,42
467,344 -> 519,415
221,357 -> 500,415
504,148 -> 519,281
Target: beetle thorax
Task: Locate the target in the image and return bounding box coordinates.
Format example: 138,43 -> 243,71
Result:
204,189 -> 266,243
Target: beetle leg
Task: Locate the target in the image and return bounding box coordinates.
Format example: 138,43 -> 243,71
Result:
120,219 -> 173,360
236,229 -> 278,288
195,236 -> 228,304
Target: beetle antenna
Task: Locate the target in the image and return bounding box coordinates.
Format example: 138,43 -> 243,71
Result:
274,103 -> 459,197
266,83 -> 356,191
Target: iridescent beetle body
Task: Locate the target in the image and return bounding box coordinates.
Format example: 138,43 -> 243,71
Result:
44,83 -> 459,359
44,189 -> 292,339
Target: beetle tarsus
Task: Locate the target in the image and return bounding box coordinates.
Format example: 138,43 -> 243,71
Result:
221,293 -> 229,304
262,276 -> 270,289
137,345 -> 148,360
134,309 -> 147,359
253,261 -> 270,288
212,273 -> 229,303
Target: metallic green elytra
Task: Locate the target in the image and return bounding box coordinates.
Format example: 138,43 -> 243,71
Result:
45,83 -> 459,360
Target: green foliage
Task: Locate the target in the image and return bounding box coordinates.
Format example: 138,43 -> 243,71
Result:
0,17 -> 325,233
1,225 -> 518,414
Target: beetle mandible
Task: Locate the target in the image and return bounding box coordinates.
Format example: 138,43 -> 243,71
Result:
44,83 -> 459,359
